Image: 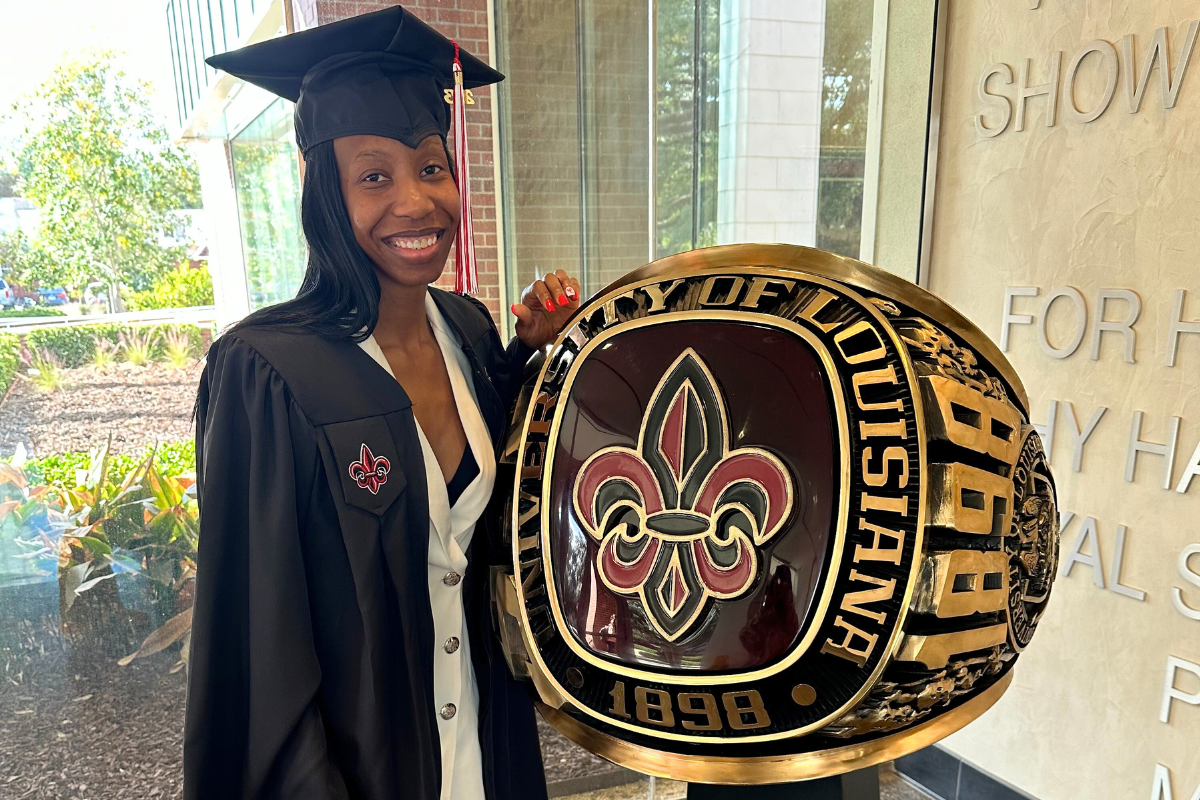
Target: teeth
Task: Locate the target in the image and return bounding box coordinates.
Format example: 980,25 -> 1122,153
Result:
390,234 -> 438,251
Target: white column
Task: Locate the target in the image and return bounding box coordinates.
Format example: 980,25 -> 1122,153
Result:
717,0 -> 826,246
191,138 -> 251,331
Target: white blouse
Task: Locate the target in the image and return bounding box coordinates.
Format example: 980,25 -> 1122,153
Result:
357,292 -> 496,800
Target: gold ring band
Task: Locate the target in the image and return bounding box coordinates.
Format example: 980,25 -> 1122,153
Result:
493,244 -> 1059,782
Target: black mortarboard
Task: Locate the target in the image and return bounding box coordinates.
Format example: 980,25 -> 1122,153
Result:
205,5 -> 503,154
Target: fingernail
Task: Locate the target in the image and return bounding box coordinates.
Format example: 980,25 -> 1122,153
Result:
510,303 -> 520,316
545,299 -> 556,312
566,287 -> 576,299
557,294 -> 568,306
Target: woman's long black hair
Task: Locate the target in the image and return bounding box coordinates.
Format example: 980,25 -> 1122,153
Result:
229,140 -> 382,342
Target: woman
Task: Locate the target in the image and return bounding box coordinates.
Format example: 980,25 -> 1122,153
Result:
186,8 -> 577,800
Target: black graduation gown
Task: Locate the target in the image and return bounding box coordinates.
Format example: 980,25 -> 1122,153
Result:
185,289 -> 545,800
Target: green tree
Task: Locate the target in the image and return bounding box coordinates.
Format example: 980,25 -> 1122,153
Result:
654,0 -> 720,258
11,51 -> 200,310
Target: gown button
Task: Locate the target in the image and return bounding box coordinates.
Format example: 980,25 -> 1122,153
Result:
443,572 -> 461,587
440,703 -> 457,720
444,636 -> 460,654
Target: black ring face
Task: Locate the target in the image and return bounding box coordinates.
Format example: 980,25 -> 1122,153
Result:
512,270 -> 926,747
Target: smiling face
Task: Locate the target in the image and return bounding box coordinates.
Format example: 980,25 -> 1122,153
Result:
333,133 -> 459,289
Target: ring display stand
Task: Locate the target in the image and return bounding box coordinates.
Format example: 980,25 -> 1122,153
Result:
687,766 -> 880,799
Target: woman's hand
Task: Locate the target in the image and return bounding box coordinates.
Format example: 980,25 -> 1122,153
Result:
511,269 -> 582,349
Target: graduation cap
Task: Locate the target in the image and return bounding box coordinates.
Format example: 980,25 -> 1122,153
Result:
206,5 -> 501,295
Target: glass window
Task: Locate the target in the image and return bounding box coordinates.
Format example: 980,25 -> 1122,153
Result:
655,0 -> 721,257
496,0 -> 652,309
497,0 -> 880,314
815,0 -> 873,259
230,98 -> 306,311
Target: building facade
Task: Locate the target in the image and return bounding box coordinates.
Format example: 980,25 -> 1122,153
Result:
169,3 -> 1200,797
170,0 -> 909,337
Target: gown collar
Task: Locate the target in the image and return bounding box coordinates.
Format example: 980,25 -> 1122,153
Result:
357,292 -> 497,564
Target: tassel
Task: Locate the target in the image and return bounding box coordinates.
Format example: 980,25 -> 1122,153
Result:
450,41 -> 477,296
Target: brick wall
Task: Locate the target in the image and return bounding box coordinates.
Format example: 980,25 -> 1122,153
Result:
495,1 -> 582,289
315,0 -> 505,323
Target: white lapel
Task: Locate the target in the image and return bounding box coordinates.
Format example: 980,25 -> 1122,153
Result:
426,294 -> 497,548
356,296 -> 498,568
356,333 -> 454,551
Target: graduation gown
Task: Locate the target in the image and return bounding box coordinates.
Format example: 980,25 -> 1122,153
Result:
185,288 -> 546,800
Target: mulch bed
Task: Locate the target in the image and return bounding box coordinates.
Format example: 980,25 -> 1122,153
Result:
0,360 -> 617,795
0,633 -> 613,799
0,640 -> 187,800
0,362 -> 203,460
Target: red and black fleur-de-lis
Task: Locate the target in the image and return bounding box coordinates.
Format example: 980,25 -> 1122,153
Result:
572,348 -> 794,642
349,443 -> 391,495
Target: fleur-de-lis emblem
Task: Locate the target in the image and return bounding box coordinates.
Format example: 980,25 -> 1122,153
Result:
573,349 -> 794,642
349,443 -> 391,495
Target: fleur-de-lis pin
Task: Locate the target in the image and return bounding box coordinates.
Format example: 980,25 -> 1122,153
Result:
348,443 -> 391,495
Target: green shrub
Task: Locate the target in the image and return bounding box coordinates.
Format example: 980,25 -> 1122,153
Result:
119,327 -> 159,366
26,326 -> 100,368
92,337 -> 118,369
27,348 -> 64,393
126,267 -> 214,311
24,440 -> 196,486
0,307 -> 67,318
0,332 -> 20,397
24,322 -> 210,368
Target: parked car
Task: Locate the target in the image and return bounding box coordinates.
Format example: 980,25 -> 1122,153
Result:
0,279 -> 14,308
38,286 -> 69,306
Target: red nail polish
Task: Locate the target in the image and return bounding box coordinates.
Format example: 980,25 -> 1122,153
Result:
510,303 -> 520,315
545,299 -> 556,312
557,294 -> 568,306
566,287 -> 576,298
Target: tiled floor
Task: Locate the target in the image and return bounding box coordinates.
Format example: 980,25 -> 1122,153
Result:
561,777 -> 687,800
559,765 -> 933,800
882,766 -> 934,800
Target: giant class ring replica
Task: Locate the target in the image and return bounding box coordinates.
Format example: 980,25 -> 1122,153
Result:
492,244 -> 1059,783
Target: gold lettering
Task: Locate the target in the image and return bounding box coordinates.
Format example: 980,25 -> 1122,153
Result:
528,391 -> 559,435
860,491 -> 909,516
520,557 -> 545,601
862,445 -> 910,488
858,419 -> 908,440
608,681 -> 631,718
852,364 -> 904,412
821,615 -> 879,667
521,441 -> 547,479
678,693 -> 722,731
854,519 -> 906,564
517,489 -> 541,533
834,320 -> 888,364
698,276 -> 746,307
740,277 -> 795,310
635,687 -> 676,727
793,288 -> 842,333
639,279 -> 686,312
723,690 -> 771,730
838,569 -> 897,624
528,605 -> 556,645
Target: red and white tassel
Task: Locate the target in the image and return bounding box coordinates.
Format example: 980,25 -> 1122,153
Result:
450,42 -> 477,296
